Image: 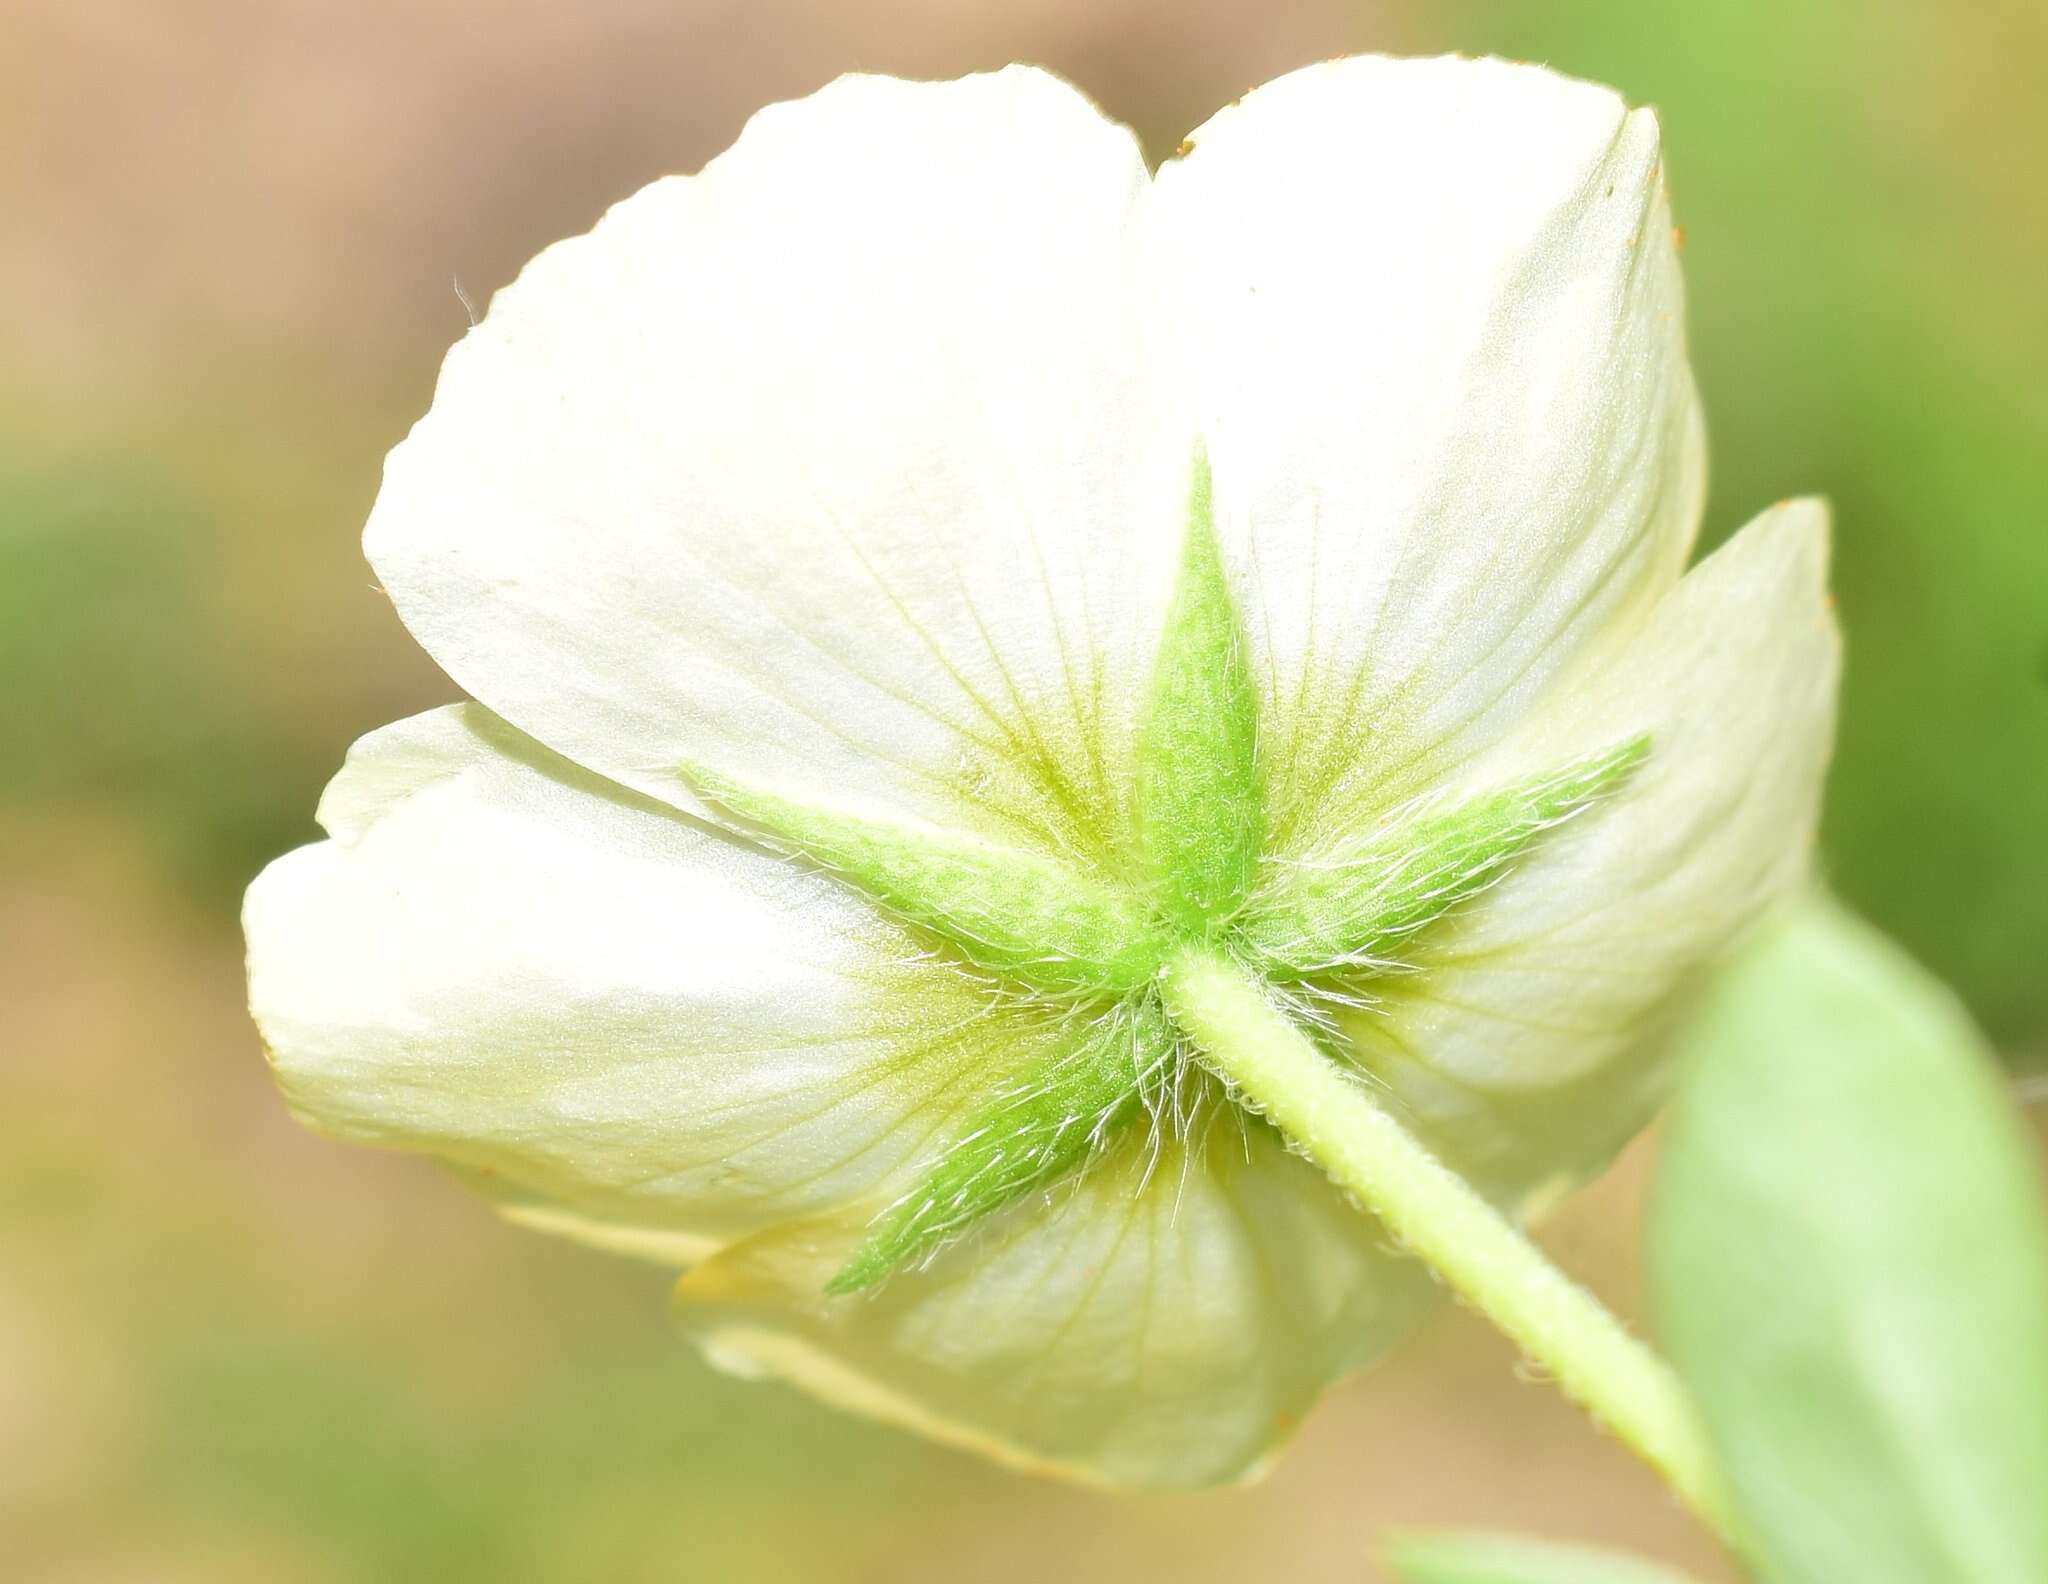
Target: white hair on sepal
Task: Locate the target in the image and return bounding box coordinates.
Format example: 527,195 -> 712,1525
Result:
1236,735 -> 1651,982
832,988 -> 1190,1290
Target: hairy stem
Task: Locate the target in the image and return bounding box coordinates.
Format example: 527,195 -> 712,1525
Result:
1161,945 -> 1736,1545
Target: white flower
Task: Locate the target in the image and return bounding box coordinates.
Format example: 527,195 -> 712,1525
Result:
244,55 -> 1838,1487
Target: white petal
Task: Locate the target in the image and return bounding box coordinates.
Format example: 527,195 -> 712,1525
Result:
674,1114 -> 1436,1487
244,705 -> 1098,1251
1149,55 -> 1706,848
366,69 -> 1185,865
1338,501 -> 1840,1205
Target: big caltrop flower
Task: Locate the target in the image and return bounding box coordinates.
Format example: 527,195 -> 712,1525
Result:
245,55 -> 1837,1488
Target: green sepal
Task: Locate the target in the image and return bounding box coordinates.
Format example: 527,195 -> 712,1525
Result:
1236,735 -> 1649,979
828,995 -> 1176,1292
686,767 -> 1171,996
1136,444 -> 1264,938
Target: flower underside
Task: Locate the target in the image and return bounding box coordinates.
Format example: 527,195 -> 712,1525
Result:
690,448 -> 1648,1292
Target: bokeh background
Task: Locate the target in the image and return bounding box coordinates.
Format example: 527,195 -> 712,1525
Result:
4,2 -> 2043,1579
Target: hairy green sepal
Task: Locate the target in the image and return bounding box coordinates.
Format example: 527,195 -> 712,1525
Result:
687,768 -> 1171,996
1236,736 -> 1649,980
1135,446 -> 1263,937
829,996 -> 1175,1293
685,449 -> 1654,1294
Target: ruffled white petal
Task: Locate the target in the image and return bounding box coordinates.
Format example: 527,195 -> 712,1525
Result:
674,1115 -> 1435,1487
244,705 -> 1098,1249
1149,55 -> 1706,849
248,705 -> 1443,1484
1336,501 -> 1840,1205
366,68 -> 1186,867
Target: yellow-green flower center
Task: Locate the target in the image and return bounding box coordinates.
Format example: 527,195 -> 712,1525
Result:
688,449 -> 1647,1290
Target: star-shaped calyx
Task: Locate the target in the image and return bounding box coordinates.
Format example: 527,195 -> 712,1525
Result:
689,448 -> 1647,1293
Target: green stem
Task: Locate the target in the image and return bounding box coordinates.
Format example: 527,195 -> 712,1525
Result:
1161,945 -> 1737,1544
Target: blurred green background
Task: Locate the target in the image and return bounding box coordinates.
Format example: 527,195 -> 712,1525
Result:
3,2 -> 2041,1579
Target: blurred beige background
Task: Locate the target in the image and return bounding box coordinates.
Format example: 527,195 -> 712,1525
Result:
4,2 -> 2043,1579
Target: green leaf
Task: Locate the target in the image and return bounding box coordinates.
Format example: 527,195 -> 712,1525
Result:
1650,895 -> 2048,1584
1136,444 -> 1264,937
684,766 -> 1170,996
1235,735 -> 1647,979
828,995 -> 1174,1292
1382,1530 -> 1702,1584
